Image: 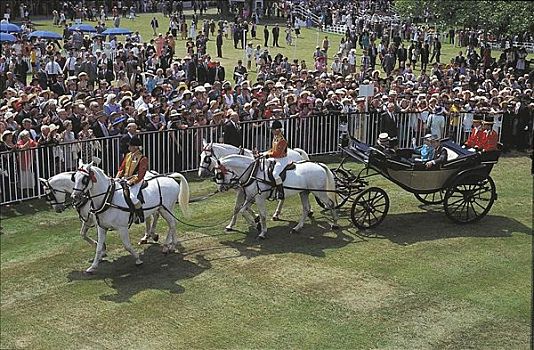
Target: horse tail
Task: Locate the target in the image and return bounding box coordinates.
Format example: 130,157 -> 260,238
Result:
322,164 -> 338,207
293,148 -> 310,161
168,173 -> 191,218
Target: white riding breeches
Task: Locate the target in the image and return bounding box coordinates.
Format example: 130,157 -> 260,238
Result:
129,182 -> 142,207
272,156 -> 289,185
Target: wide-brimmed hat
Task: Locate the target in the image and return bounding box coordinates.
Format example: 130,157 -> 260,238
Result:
1,130 -> 13,141
378,132 -> 389,143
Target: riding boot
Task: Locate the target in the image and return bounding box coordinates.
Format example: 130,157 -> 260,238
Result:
135,208 -> 145,224
134,201 -> 144,224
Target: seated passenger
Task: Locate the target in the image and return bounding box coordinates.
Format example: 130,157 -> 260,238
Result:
374,132 -> 396,156
413,134 -> 435,162
479,116 -> 498,152
426,135 -> 448,169
464,114 -> 484,149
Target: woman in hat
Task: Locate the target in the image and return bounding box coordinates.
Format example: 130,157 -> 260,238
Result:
264,119 -> 288,200
78,121 -> 99,163
425,105 -> 446,139
16,130 -> 38,192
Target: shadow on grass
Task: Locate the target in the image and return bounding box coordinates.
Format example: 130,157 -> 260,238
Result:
219,214 -> 361,260
0,199 -> 52,219
359,212 -> 532,245
66,244 -> 211,303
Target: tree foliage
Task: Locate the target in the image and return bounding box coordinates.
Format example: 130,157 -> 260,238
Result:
393,0 -> 534,35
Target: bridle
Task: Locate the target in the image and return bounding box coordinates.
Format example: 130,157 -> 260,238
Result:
214,159 -> 257,191
42,180 -> 70,206
199,146 -> 218,174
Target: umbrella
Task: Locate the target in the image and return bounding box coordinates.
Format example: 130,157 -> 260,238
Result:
0,32 -> 16,43
101,27 -> 132,36
0,22 -> 21,33
28,31 -> 63,40
68,23 -> 97,33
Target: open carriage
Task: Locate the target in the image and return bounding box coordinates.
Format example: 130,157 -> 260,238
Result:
329,138 -> 500,229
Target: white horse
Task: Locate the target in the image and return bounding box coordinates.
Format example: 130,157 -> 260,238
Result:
71,161 -> 190,274
214,155 -> 339,239
198,141 -> 310,229
39,172 -> 161,251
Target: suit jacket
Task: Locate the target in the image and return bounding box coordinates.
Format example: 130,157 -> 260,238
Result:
51,81 -> 68,96
223,121 -> 242,147
432,146 -> 448,167
216,33 -> 223,46
92,121 -> 110,139
379,111 -> 398,139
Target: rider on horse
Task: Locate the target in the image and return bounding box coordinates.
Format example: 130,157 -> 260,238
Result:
116,137 -> 148,223
265,120 -> 288,199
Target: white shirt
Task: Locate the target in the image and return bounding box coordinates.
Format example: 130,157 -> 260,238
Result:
45,61 -> 62,75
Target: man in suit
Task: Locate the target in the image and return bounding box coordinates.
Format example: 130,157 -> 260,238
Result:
426,136 -> 448,169
380,102 -> 399,147
92,113 -> 110,138
263,25 -> 269,47
272,24 -> 280,47
50,74 -> 68,96
119,122 -> 138,158
223,111 -> 242,147
233,60 -> 247,84
216,30 -> 223,58
208,61 -> 225,84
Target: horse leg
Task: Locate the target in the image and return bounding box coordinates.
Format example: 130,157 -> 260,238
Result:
226,190 -> 246,231
256,198 -> 268,239
151,212 -> 160,241
159,208 -> 178,254
292,192 -> 310,233
80,221 -> 97,247
86,226 -> 107,274
272,199 -> 284,221
118,226 -> 143,266
329,203 -> 340,230
139,215 -> 152,245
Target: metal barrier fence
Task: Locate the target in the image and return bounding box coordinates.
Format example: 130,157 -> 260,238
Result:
0,112 -> 502,205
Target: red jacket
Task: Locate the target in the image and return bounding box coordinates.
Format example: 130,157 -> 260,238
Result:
479,129 -> 498,151
465,127 -> 483,148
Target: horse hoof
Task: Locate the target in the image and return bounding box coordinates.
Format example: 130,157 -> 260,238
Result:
84,269 -> 95,275
138,239 -> 148,245
308,211 -> 314,218
331,224 -> 340,230
290,228 -> 300,234
225,226 -> 235,232
257,233 -> 266,240
135,260 -> 143,266
162,246 -> 169,254
254,215 -> 260,223
272,215 -> 280,221
153,234 -> 159,242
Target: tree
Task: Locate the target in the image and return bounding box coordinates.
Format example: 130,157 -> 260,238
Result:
393,0 -> 534,35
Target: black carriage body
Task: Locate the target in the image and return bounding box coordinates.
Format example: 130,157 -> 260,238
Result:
340,138 -> 500,228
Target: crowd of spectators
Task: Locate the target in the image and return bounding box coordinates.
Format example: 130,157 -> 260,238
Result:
0,0 -> 533,202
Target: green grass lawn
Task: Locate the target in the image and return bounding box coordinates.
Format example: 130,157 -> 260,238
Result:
31,10 -> 531,83
1,154 -> 531,349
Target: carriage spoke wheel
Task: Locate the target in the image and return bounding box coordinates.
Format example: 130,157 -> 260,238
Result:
444,174 -> 496,224
414,190 -> 446,205
316,168 -> 352,209
351,187 -> 390,229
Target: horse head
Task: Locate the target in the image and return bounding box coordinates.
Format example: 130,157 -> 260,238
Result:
71,160 -> 97,203
198,141 -> 215,178
40,174 -> 73,213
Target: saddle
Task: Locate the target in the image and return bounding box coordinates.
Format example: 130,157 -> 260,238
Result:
120,180 -> 148,225
267,160 -> 296,184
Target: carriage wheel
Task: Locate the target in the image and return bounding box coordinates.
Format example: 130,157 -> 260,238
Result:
414,190 -> 446,205
350,187 -> 390,229
444,174 -> 496,224
315,168 -> 351,209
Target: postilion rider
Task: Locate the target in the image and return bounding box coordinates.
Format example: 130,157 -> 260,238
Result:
116,137 -> 148,224
264,120 -> 288,200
